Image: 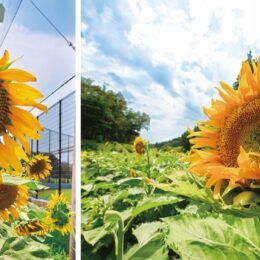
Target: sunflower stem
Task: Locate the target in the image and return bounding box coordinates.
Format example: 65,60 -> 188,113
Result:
145,144 -> 153,195
146,145 -> 151,179
105,210 -> 124,260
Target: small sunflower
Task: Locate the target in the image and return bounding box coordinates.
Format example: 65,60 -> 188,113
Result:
187,56 -> 260,200
25,154 -> 52,181
0,176 -> 28,221
46,192 -> 72,236
130,169 -> 136,177
14,220 -> 48,236
133,136 -> 146,157
0,50 -> 47,172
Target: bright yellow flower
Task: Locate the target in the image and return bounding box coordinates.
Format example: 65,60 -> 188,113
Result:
187,57 -> 260,198
0,175 -> 28,221
0,50 -> 47,172
25,154 -> 52,181
46,192 -> 72,236
133,136 -> 146,157
14,220 -> 48,236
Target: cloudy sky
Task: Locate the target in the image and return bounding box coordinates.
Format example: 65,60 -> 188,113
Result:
0,0 -> 75,114
82,0 -> 260,143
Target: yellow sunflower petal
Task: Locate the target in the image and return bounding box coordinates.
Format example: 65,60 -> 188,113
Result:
0,50 -> 9,67
0,68 -> 36,82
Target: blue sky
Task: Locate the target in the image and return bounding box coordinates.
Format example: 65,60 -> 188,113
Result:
0,0 -> 75,113
82,0 -> 260,142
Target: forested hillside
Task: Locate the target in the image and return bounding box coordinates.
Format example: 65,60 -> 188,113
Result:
81,78 -> 150,143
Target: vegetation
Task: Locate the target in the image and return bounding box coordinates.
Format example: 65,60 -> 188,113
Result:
81,78 -> 150,143
37,189 -> 72,203
81,141 -> 260,259
153,127 -> 198,152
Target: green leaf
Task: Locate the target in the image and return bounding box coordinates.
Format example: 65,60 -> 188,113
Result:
149,171 -> 215,204
3,175 -> 48,191
132,195 -> 182,218
81,183 -> 94,193
163,214 -> 260,260
219,203 -> 260,217
0,237 -> 51,259
82,226 -> 108,246
117,177 -> 143,186
132,222 -> 165,246
124,233 -> 168,260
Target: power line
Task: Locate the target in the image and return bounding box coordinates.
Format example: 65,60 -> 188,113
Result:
30,0 -> 75,51
30,75 -> 76,111
0,0 -> 23,48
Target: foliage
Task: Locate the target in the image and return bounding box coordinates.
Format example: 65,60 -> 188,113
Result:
0,204 -> 69,260
81,144 -> 187,259
153,127 -> 199,152
81,78 -> 150,143
82,142 -> 260,259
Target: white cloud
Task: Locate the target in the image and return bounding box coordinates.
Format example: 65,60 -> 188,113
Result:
81,22 -> 89,32
82,0 -> 260,142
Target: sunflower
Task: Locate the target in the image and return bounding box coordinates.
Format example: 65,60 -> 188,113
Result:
25,154 -> 52,180
130,169 -> 136,177
187,56 -> 260,199
133,136 -> 146,157
0,175 -> 28,221
14,220 -> 48,236
46,192 -> 72,236
0,50 -> 47,172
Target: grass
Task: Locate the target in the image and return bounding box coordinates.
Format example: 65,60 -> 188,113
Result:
37,189 -> 72,203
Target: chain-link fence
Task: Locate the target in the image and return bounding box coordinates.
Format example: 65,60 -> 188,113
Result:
31,92 -> 75,193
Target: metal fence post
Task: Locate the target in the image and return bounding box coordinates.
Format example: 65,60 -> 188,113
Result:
67,135 -> 70,183
58,100 -> 62,195
36,116 -> 39,154
48,129 -> 51,183
31,139 -> 33,154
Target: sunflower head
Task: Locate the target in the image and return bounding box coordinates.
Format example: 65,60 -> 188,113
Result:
0,50 -> 47,173
25,154 -> 52,181
130,169 -> 136,177
133,136 -> 146,157
14,220 -> 48,236
46,192 -> 72,236
187,55 -> 260,203
0,183 -> 28,221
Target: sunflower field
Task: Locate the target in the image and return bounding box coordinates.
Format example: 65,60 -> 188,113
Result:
82,57 -> 260,260
0,51 -> 73,259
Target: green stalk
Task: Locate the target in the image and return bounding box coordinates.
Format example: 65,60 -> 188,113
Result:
105,210 -> 124,260
145,144 -> 153,195
117,217 -> 124,260
146,144 -> 151,179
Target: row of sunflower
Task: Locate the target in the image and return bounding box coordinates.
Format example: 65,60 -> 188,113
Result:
0,50 -> 72,237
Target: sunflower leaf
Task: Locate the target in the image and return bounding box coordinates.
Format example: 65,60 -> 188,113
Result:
3,174 -> 48,190
163,214 -> 260,260
131,195 -> 183,218
124,232 -> 168,260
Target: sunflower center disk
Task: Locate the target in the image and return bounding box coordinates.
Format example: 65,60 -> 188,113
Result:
136,143 -> 144,154
30,159 -> 46,175
219,98 -> 260,167
0,85 -> 11,133
0,184 -> 18,210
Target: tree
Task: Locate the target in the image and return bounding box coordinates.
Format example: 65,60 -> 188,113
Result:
81,78 -> 150,143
